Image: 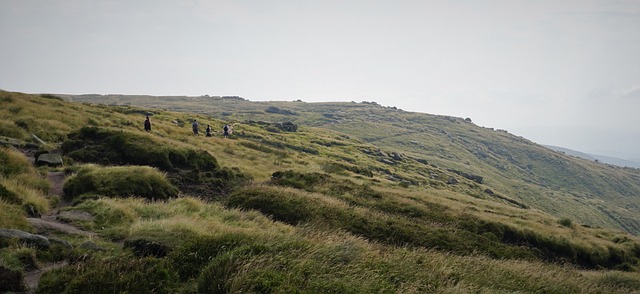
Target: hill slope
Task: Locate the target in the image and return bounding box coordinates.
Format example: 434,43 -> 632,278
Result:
62,94 -> 640,235
1,90 -> 639,292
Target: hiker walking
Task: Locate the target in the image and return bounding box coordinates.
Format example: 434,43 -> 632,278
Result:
144,116 -> 151,132
223,124 -> 229,138
206,125 -> 212,137
192,120 -> 199,135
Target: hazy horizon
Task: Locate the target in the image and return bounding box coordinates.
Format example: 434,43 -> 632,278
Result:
1,0 -> 638,159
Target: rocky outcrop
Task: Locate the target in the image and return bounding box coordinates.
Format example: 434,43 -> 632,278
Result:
79,240 -> 105,252
266,106 -> 297,115
447,169 -> 483,184
275,122 -> 298,132
36,153 -> 63,167
362,148 -> 406,165
0,229 -> 50,249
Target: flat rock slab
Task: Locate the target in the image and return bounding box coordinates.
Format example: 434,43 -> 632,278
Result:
0,228 -> 50,249
27,218 -> 94,236
36,153 -> 63,167
57,210 -> 95,222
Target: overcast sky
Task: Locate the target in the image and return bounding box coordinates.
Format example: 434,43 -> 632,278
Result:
1,0 -> 639,159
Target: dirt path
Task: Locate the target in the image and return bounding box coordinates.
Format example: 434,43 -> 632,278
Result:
22,171 -> 95,292
27,218 -> 94,236
23,261 -> 68,294
46,171 -> 71,211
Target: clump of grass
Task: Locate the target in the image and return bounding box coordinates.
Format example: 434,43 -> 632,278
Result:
0,245 -> 38,272
559,217 -> 574,228
63,165 -> 179,201
0,147 -> 31,176
0,200 -> 33,232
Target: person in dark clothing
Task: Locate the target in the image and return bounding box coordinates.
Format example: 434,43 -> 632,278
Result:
206,125 -> 212,137
192,120 -> 199,135
144,116 -> 151,132
223,124 -> 229,138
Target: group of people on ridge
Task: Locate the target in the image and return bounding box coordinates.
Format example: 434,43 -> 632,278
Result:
144,116 -> 231,138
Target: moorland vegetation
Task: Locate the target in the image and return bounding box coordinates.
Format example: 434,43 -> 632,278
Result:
1,90 -> 639,293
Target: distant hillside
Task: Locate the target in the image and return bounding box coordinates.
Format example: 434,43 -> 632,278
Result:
544,145 -> 640,169
60,94 -> 640,235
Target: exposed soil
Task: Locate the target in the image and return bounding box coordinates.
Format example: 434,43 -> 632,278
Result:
22,170 -> 95,292
23,261 -> 68,294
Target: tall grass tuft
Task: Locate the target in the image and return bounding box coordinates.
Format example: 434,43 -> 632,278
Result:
64,165 -> 178,201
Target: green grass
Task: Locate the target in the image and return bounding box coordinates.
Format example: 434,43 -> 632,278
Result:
63,164 -> 178,201
1,90 -> 640,292
65,93 -> 640,235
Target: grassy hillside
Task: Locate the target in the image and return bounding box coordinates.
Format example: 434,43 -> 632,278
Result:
1,90 -> 640,293
60,94 -> 640,235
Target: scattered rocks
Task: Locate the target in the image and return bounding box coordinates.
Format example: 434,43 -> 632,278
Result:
27,218 -> 93,236
265,106 -> 297,115
379,158 -> 396,165
274,122 -> 298,132
48,237 -> 73,250
57,210 -> 95,223
447,169 -> 483,184
415,158 -> 429,165
447,177 -> 459,185
0,229 -> 50,249
484,189 -> 495,195
390,152 -> 404,161
79,241 -> 105,252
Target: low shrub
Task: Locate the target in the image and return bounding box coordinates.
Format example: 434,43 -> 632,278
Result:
558,218 -> 573,228
63,165 -> 179,201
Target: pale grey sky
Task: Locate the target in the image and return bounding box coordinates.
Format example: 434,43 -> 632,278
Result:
1,0 -> 639,159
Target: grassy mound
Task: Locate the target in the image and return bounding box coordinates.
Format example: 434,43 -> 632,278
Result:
0,147 -> 50,223
63,165 -> 179,201
61,127 -> 249,197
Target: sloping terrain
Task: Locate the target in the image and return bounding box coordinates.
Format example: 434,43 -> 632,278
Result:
1,91 -> 639,293
62,94 -> 640,235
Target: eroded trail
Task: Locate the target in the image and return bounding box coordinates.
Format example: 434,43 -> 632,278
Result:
23,261 -> 68,294
22,171 -> 95,293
